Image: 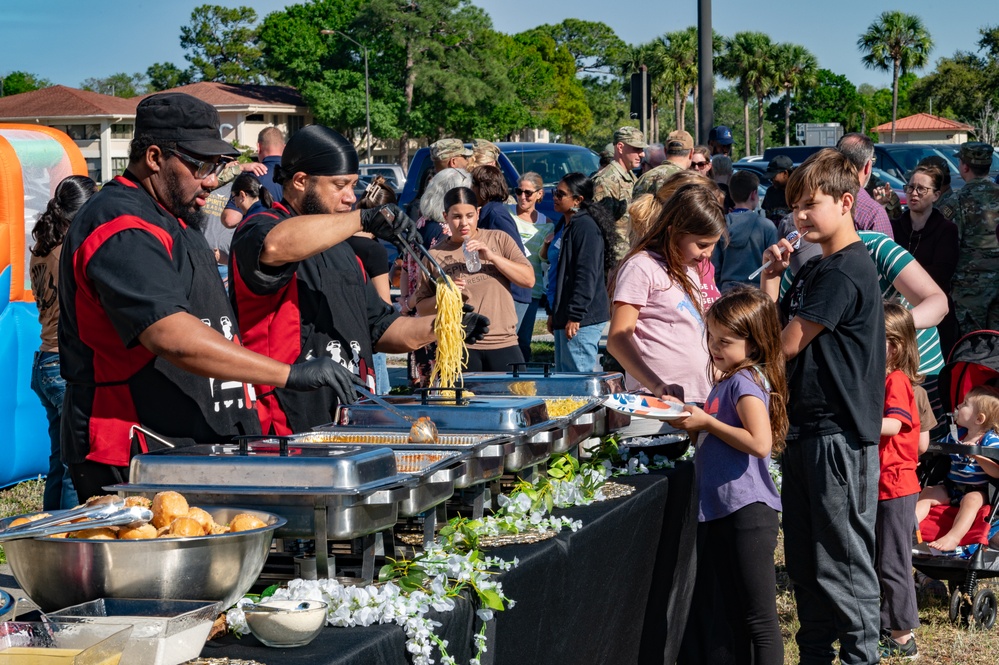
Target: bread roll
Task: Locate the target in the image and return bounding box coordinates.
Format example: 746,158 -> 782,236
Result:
119,523 -> 157,540
229,513 -> 267,532
151,491 -> 189,529
187,507 -> 214,535
165,516 -> 205,538
124,496 -> 152,509
69,527 -> 117,540
9,513 -> 50,528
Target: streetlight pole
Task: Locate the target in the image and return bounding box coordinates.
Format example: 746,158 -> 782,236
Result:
321,29 -> 372,163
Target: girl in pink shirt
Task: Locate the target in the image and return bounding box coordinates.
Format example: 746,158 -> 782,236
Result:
607,184 -> 727,404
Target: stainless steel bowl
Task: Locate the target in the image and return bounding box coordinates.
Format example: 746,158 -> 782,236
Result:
1,507 -> 286,612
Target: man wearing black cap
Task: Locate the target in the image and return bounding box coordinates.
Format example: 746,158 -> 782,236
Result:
762,155 -> 794,223
59,93 -> 362,500
230,125 -> 489,434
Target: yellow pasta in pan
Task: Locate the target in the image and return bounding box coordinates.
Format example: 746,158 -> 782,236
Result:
430,276 -> 467,389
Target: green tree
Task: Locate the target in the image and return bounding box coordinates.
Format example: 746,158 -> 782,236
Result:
80,72 -> 146,98
772,43 -> 818,146
507,31 -> 592,139
720,32 -> 775,155
181,4 -> 266,83
857,11 -> 933,143
534,19 -> 628,75
146,62 -> 196,92
0,71 -> 51,97
766,69 -> 861,144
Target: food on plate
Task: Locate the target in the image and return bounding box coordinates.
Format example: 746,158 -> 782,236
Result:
429,275 -> 466,389
151,491 -> 189,529
118,523 -> 157,540
229,514 -> 267,532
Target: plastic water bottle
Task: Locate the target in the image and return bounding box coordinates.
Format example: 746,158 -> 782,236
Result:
463,241 -> 481,272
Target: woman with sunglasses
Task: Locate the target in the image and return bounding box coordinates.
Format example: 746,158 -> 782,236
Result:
891,163 -> 960,355
689,146 -> 713,177
550,173 -> 616,372
511,172 -> 554,360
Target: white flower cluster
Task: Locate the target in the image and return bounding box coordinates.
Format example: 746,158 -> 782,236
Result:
768,458 -> 783,491
490,492 -> 582,534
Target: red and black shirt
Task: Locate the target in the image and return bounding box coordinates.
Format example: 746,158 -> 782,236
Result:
229,201 -> 398,434
59,173 -> 260,467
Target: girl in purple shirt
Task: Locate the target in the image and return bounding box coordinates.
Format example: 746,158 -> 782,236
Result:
670,287 -> 787,665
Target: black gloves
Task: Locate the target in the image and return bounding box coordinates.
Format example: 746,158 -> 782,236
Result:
460,304 -> 490,344
360,204 -> 421,251
285,358 -> 364,405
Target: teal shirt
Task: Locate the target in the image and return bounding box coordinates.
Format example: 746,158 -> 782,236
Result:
780,232 -> 944,376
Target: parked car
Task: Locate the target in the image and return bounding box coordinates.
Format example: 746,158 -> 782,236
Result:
761,144 -> 964,188
359,163 -> 406,193
923,143 -> 999,181
399,142 -> 601,221
870,168 -> 908,207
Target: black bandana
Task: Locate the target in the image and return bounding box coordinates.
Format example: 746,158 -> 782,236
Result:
273,125 -> 359,184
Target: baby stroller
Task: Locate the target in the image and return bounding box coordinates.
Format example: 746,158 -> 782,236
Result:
912,330 -> 999,629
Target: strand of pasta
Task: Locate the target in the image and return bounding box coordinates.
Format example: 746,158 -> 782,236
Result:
429,275 -> 467,389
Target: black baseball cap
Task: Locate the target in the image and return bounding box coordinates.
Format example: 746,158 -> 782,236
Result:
767,155 -> 794,176
135,92 -> 240,157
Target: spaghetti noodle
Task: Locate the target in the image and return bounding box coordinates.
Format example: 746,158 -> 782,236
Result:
429,276 -> 467,388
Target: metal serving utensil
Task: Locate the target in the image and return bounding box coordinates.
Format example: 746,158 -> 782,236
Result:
353,384 -> 415,425
0,506 -> 153,542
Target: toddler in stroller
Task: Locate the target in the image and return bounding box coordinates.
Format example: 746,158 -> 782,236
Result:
913,331 -> 999,628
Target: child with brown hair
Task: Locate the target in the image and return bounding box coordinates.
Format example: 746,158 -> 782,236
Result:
877,303 -> 923,658
915,385 -> 999,551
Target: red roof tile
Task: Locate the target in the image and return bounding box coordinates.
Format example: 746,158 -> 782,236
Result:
144,82 -> 305,107
0,85 -> 138,119
874,113 -> 973,132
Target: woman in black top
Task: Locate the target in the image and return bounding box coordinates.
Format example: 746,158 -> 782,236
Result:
891,163 -> 959,355
551,172 -> 616,372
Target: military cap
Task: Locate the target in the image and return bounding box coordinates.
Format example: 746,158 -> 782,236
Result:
958,142 -> 995,167
472,139 -> 501,160
430,138 -> 472,162
665,130 -> 694,154
613,126 -> 648,149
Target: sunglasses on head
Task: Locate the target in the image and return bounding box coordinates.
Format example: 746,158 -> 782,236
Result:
514,187 -> 538,197
166,148 -> 229,179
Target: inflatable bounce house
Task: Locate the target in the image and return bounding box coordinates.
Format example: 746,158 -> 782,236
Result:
0,125 -> 86,488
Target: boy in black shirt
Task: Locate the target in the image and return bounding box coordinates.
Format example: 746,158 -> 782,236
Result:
761,149 -> 886,665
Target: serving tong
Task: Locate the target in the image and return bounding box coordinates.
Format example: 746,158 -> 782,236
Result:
382,207 -> 456,291
0,498 -> 153,542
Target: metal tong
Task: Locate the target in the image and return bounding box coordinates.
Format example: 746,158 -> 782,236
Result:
353,384 -> 415,425
381,208 -> 456,291
0,498 -> 154,542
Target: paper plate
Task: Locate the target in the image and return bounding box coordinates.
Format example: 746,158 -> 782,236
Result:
602,394 -> 691,421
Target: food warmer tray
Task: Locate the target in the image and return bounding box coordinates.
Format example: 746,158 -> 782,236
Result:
331,390 -> 560,472
545,397 -> 604,453
392,451 -> 465,517
294,431 -> 514,488
460,363 -> 630,435
109,440 -> 416,541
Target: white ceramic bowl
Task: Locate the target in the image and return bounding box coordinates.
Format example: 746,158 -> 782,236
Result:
244,599 -> 328,648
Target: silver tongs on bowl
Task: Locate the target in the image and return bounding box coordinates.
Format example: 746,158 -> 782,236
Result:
0,497 -> 153,542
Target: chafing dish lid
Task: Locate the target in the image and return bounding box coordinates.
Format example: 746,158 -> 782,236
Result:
125,442 -> 405,491
460,363 -> 625,397
335,392 -> 550,431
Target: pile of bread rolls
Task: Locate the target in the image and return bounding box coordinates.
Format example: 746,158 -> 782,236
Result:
9,492 -> 267,540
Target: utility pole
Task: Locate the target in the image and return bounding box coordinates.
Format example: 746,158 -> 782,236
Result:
321,29 -> 372,162
697,0 -> 713,145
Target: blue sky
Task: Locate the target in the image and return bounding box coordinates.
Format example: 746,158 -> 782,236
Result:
1,1 -> 991,91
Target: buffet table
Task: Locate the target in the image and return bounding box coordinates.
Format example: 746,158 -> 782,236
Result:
201,463 -> 697,665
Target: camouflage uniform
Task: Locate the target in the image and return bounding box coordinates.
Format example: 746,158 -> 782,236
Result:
941,143 -> 999,334
593,160 -> 636,258
935,187 -> 958,216
632,161 -> 685,198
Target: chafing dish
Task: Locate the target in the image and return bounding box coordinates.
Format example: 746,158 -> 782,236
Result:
110,441 -> 414,541
393,451 -> 464,517
332,390 -> 560,472
544,397 -> 604,453
294,431 -> 514,489
461,363 -> 630,435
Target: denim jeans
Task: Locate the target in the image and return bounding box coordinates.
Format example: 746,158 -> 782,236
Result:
373,352 -> 391,395
516,298 -> 541,362
554,323 -> 603,372
30,351 -> 78,510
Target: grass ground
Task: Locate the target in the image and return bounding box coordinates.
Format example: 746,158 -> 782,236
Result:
5,480 -> 999,661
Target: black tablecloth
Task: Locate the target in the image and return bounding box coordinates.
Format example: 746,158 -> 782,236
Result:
199,464 -> 696,665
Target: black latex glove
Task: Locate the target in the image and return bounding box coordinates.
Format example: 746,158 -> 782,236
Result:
285,358 -> 364,404
460,304 -> 490,344
359,204 -> 421,251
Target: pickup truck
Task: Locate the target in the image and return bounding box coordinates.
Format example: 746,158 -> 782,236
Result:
398,142 -> 601,221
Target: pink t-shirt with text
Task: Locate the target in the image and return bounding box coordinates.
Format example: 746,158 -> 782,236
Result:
613,251 -> 712,404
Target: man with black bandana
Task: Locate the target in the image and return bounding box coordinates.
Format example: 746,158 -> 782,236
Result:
59,93 -> 365,501
230,125 -> 490,434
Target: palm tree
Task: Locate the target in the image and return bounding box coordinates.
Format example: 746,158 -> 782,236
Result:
773,43 -> 818,146
857,11 -> 933,143
720,32 -> 773,156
